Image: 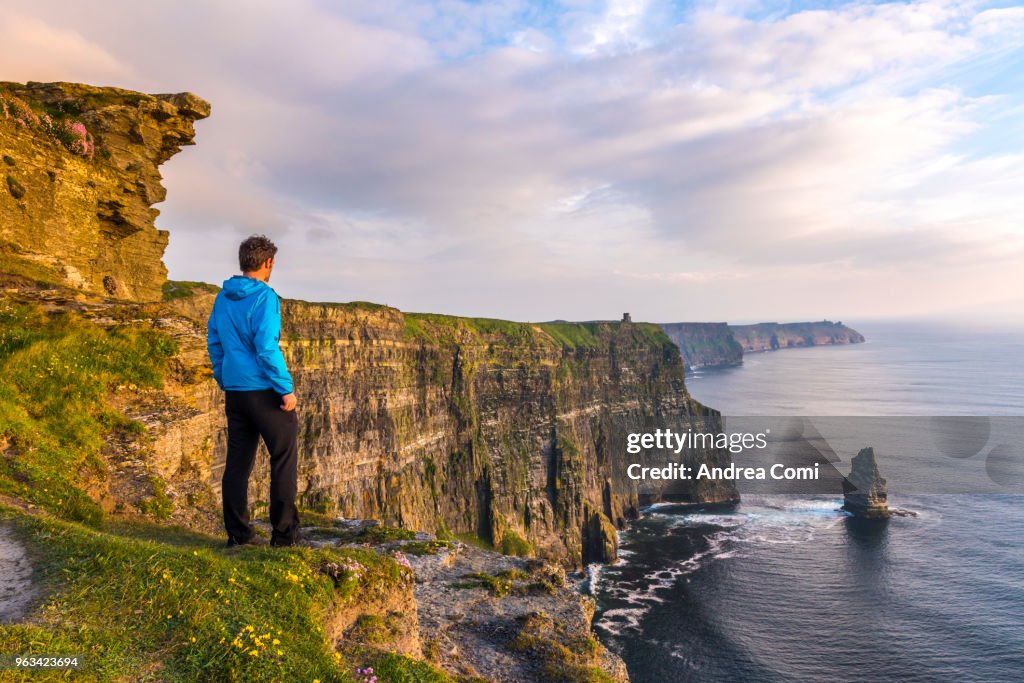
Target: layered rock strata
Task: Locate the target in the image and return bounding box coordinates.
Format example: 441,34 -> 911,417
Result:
0,81 -> 209,301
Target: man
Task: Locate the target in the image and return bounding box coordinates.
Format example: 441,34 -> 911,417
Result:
207,235 -> 300,547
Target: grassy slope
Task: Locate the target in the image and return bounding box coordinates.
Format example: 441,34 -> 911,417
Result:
0,294 -> 451,682
0,508 -> 432,682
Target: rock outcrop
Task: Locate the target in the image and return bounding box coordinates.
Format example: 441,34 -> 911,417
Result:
0,81 -> 209,301
842,447 -> 890,519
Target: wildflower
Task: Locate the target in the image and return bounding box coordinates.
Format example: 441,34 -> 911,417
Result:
392,551 -> 412,570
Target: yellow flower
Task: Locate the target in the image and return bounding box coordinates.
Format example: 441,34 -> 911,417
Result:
190,637 -> 197,643
276,649 -> 283,656
272,639 -> 280,645
249,649 -> 258,656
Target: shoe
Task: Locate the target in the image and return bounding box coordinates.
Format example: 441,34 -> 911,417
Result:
270,531 -> 303,548
226,533 -> 269,548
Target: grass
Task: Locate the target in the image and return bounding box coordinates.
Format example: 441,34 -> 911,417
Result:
358,650 -> 454,683
498,530 -> 533,557
534,322 -> 604,350
161,280 -> 220,301
453,531 -> 494,552
449,569 -> 528,598
0,505 -> 421,682
398,539 -> 453,556
0,297 -> 177,525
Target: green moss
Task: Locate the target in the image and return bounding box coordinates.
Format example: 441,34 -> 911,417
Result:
453,531 -> 494,552
6,173 -> 26,199
356,525 -> 416,544
139,476 -> 173,520
0,505 -> 410,682
347,613 -> 407,647
499,529 -> 533,557
449,569 -> 528,598
505,612 -> 614,683
400,539 -> 453,556
0,247 -> 64,286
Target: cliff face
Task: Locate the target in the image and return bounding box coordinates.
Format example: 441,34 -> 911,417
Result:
0,81 -> 209,301
731,321 -> 864,353
152,292 -> 738,567
660,320 -> 865,368
660,322 -> 743,370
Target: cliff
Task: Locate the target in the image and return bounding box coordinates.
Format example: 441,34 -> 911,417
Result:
660,320 -> 865,369
730,320 -> 865,353
660,322 -> 743,370
0,81 -> 209,301
151,291 -> 739,567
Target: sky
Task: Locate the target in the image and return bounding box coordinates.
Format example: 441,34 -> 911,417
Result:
2,0 -> 1024,324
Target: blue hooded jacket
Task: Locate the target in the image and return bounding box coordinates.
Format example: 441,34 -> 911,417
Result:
207,276 -> 294,395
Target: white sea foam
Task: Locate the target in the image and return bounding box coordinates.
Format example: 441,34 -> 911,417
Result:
597,496 -> 853,638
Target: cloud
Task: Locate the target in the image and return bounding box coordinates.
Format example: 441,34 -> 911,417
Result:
2,0 -> 1023,322
0,14 -> 132,82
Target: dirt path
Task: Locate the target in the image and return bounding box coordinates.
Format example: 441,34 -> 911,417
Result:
0,525 -> 36,624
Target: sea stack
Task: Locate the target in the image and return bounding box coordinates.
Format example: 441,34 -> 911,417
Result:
842,447 -> 890,519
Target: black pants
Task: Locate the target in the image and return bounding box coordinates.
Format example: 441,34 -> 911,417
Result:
222,389 -> 300,544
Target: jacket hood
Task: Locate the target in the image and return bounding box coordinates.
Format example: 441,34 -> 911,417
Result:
221,275 -> 268,301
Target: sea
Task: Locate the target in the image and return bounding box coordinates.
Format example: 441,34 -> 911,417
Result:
591,321 -> 1024,683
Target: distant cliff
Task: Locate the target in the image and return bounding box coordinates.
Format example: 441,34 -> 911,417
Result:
661,320 -> 865,369
661,322 -> 743,369
731,321 -> 865,353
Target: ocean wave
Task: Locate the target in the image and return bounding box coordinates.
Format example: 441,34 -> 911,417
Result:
597,497 -> 850,637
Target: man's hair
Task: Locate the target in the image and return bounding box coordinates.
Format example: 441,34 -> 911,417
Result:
239,235 -> 278,272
